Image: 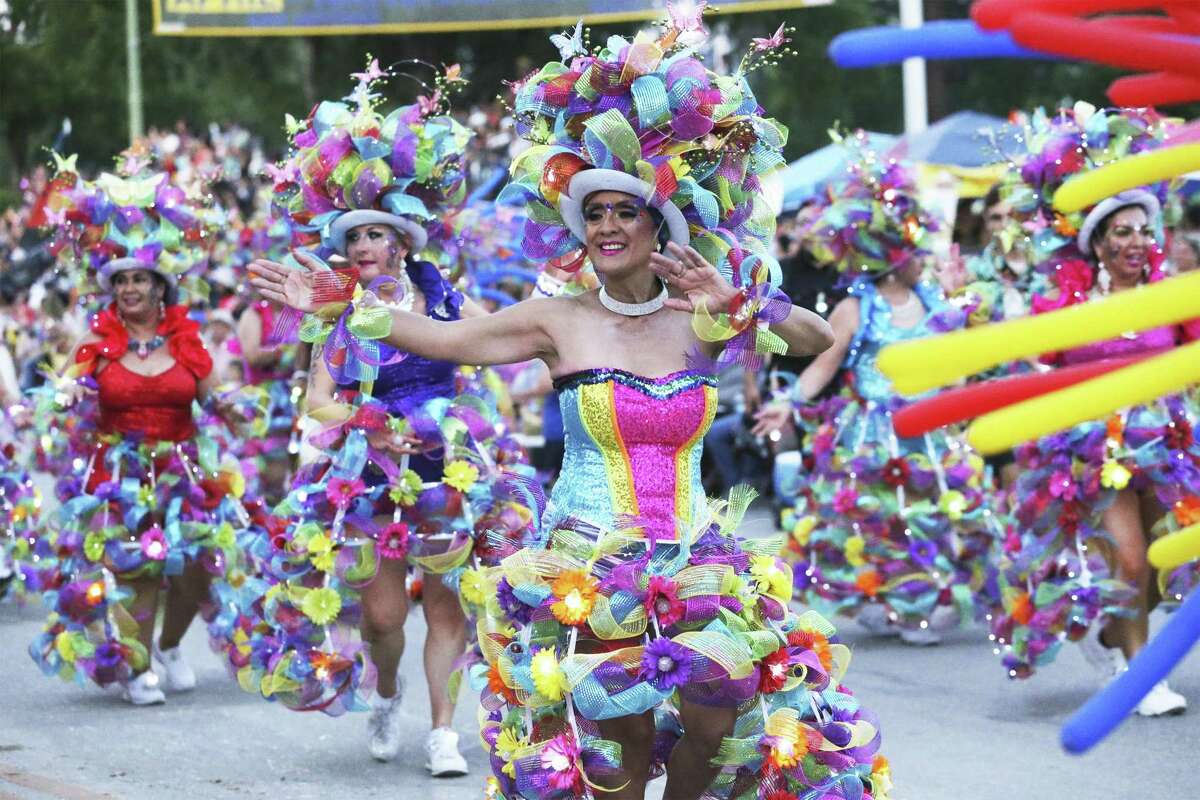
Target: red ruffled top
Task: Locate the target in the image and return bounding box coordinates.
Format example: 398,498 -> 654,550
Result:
77,305 -> 212,442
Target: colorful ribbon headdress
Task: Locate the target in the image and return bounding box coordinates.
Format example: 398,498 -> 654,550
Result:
500,7 -> 792,286
801,130 -> 940,284
41,152 -> 219,306
268,58 -> 473,258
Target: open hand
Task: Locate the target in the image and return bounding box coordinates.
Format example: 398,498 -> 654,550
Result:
751,401 -> 793,437
649,242 -> 739,314
248,251 -> 323,313
934,244 -> 969,294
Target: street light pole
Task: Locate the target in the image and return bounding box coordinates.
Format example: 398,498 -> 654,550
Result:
126,0 -> 144,143
899,0 -> 928,135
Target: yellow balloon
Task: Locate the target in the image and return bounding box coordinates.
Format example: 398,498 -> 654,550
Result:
878,270 -> 1200,395
966,339 -> 1200,454
1054,143 -> 1200,213
1148,522 -> 1200,571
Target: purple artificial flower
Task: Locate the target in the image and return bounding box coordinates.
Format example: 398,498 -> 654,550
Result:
907,539 -> 938,568
638,637 -> 692,691
495,577 -> 534,625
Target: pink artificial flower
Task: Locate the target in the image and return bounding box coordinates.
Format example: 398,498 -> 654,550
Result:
833,487 -> 859,514
375,522 -> 410,561
1048,470 -> 1078,502
325,476 -> 366,510
644,576 -> 685,627
540,733 -> 583,793
140,526 -> 167,561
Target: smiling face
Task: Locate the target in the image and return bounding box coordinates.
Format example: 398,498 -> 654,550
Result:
345,224 -> 409,283
111,269 -> 165,319
983,200 -> 1012,240
582,191 -> 662,278
1092,205 -> 1152,287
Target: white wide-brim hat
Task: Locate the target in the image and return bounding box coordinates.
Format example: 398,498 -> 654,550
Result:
98,257 -> 179,304
558,169 -> 690,249
1076,189 -> 1160,253
327,210 -> 428,256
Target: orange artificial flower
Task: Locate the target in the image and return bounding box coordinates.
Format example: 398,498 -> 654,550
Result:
788,628 -> 834,673
1053,212 -> 1078,238
550,570 -> 599,626
1011,592 -> 1034,626
1174,496 -> 1200,527
487,662 -> 518,705
855,569 -> 882,598
1106,414 -> 1124,447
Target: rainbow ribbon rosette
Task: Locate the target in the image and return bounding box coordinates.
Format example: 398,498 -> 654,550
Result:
801,129 -> 940,283
498,13 -> 791,354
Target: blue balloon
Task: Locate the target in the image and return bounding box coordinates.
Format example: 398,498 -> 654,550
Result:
1061,588 -> 1200,754
828,20 -> 1058,69
477,288 -> 517,307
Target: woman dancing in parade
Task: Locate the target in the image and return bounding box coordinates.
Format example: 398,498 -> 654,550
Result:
253,14 -> 891,800
986,106 -> 1200,716
232,64 -> 531,776
755,136 -> 994,645
26,164 -> 252,706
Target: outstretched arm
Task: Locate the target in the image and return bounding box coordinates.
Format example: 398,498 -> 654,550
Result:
794,296 -> 857,402
249,255 -> 558,368
648,242 -> 834,358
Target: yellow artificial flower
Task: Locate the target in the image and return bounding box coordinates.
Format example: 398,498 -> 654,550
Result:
300,587 -> 343,625
136,485 -> 157,510
55,631 -> 76,662
84,532 -> 107,562
388,469 -> 424,507
749,555 -> 791,601
844,535 -> 866,568
939,490 -> 968,521
871,755 -> 895,799
222,468 -> 246,499
460,568 -> 488,607
530,648 -> 570,701
1101,460 -> 1132,490
307,531 -> 335,572
443,461 -> 480,492
791,515 -> 817,547
494,727 -> 529,779
214,522 -> 236,551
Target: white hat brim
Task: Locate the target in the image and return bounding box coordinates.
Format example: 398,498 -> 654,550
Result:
1076,190 -> 1160,253
98,257 -> 179,304
327,209 -> 428,255
558,169 -> 690,250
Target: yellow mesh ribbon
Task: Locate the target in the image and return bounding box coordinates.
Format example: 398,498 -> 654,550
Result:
560,645 -> 645,689
673,630 -> 754,680
588,593 -> 648,640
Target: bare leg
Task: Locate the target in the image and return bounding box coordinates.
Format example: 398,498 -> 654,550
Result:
1139,491 -> 1167,613
1100,488 -> 1151,661
361,556 -> 409,698
594,710 -> 656,800
159,561 -> 213,649
118,575 -> 160,675
420,572 -> 467,728
663,701 -> 738,800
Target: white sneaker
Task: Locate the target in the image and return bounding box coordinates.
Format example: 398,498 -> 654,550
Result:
122,671 -> 166,706
928,603 -> 961,631
856,604 -> 898,637
367,677 -> 405,762
1135,681 -> 1187,717
1079,625 -> 1126,681
153,641 -> 197,692
898,624 -> 942,647
425,726 -> 468,777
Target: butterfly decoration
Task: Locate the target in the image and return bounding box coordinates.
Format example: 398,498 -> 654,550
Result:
343,80 -> 379,111
351,57 -> 387,85
550,19 -> 586,61
667,0 -> 708,36
262,161 -> 299,187
751,22 -> 791,53
444,63 -> 464,84
51,152 -> 79,176
284,113 -> 307,136
416,90 -> 444,117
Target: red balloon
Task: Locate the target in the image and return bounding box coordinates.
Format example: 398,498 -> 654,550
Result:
892,354 -> 1145,439
972,0 -> 1170,30
1108,72 -> 1200,106
1090,15 -> 1186,33
1009,12 -> 1200,77
1169,3 -> 1200,33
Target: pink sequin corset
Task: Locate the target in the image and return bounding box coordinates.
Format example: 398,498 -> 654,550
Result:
547,368 -> 718,543
1059,325 -> 1178,366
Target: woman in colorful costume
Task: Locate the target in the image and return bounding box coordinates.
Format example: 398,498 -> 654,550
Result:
234,64 -> 532,777
253,14 -> 891,800
755,134 -> 995,646
986,106 -> 1200,716
27,163 -> 252,706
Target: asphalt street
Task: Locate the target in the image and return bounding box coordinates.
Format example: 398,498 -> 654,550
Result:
1,512 -> 1196,799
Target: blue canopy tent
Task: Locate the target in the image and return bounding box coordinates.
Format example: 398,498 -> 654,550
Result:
779,132 -> 897,212
887,110 -> 1022,167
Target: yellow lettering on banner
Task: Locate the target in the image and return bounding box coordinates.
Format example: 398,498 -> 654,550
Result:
166,0 -> 284,14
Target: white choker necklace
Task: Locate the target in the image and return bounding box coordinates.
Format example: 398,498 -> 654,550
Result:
598,279 -> 668,317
